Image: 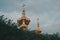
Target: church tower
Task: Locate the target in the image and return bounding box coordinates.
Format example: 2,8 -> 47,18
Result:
36,18 -> 41,34
17,4 -> 30,31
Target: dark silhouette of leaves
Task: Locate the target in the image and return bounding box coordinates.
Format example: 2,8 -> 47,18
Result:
0,15 -> 60,40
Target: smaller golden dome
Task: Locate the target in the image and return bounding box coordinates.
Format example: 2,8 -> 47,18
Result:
36,26 -> 41,33
36,18 -> 41,33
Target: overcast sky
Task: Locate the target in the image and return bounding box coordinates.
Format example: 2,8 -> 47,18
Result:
0,0 -> 60,34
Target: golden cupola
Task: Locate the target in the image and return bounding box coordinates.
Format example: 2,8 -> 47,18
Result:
36,18 -> 41,34
17,4 -> 30,31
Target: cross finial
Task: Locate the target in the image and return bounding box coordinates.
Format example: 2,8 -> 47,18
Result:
37,18 -> 39,27
22,3 -> 25,10
37,18 -> 39,22
22,3 -> 26,16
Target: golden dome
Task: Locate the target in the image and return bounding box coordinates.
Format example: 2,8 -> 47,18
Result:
20,20 -> 27,28
17,3 -> 30,31
36,18 -> 41,33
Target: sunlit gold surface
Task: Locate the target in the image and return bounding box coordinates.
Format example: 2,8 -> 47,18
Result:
36,18 -> 41,33
17,4 -> 30,31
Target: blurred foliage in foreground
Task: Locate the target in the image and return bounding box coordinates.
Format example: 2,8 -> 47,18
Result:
0,15 -> 60,40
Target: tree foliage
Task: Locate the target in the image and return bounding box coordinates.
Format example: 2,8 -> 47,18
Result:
0,15 -> 60,40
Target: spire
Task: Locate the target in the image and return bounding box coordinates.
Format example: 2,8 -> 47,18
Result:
22,3 -> 26,16
17,3 -> 30,31
36,18 -> 41,34
37,18 -> 39,27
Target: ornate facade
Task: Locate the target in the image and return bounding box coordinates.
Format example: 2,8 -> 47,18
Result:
17,4 -> 30,31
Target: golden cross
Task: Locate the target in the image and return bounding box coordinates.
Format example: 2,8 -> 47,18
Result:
22,3 -> 25,9
37,18 -> 39,27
